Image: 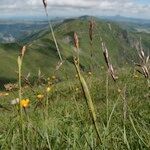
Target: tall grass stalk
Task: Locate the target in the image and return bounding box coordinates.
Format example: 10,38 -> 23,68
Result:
73,96 -> 93,149
17,55 -> 25,150
74,59 -> 102,145
121,85 -> 131,149
135,38 -> 149,88
45,131 -> 52,150
129,115 -> 149,148
74,32 -> 80,65
106,86 -> 125,131
45,91 -> 49,119
43,0 -> 63,62
17,45 -> 27,149
106,71 -> 109,125
89,19 -> 94,72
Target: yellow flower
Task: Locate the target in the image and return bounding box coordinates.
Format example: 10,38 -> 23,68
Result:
52,76 -> 56,80
117,88 -> 121,93
0,92 -> 9,97
4,93 -> 9,96
133,74 -> 139,78
75,74 -> 78,78
0,93 -> 9,97
46,87 -> 51,92
37,94 -> 44,100
88,72 -> 92,76
20,99 -> 30,108
75,88 -> 79,92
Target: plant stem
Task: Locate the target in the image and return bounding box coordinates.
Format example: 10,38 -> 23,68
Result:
18,57 -> 25,150
106,71 -> 109,125
74,59 -> 102,145
44,8 -> 63,62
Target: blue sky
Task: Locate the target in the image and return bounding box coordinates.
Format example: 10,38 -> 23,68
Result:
135,0 -> 149,4
0,0 -> 150,19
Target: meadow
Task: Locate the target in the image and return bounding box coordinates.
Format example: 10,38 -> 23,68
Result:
0,68 -> 149,149
0,1 -> 150,150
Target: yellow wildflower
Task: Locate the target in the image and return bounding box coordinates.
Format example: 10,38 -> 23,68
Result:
52,76 -> 56,80
88,72 -> 92,76
37,94 -> 44,100
133,74 -> 139,78
117,88 -> 121,93
0,92 -> 9,97
75,88 -> 79,92
4,93 -> 9,96
20,99 -> 30,108
75,74 -> 78,78
46,87 -> 51,92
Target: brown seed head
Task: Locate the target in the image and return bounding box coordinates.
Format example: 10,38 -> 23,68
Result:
74,32 -> 79,49
43,0 -> 47,8
89,20 -> 94,42
20,46 -> 26,58
142,66 -> 149,78
102,42 -> 109,67
109,64 -> 118,82
4,83 -> 18,91
146,56 -> 149,64
102,42 -> 118,81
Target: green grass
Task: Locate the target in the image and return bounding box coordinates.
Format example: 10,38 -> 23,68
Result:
0,69 -> 149,149
0,16 -> 149,149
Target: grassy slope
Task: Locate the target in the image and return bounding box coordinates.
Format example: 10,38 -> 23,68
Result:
0,17 -> 149,85
0,17 -> 150,149
0,72 -> 149,149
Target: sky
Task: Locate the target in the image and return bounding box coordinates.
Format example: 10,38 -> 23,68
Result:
0,0 -> 150,19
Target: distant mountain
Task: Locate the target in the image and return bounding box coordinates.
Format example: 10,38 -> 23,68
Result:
0,20 -> 49,43
0,16 -> 149,85
99,15 -> 150,33
100,15 -> 150,24
0,17 -> 66,44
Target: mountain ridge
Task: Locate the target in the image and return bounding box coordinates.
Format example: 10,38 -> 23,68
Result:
0,16 -> 149,86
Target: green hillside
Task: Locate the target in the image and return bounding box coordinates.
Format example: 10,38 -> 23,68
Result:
0,17 -> 150,149
0,17 -> 150,86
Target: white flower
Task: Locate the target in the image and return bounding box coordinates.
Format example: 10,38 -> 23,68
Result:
10,98 -> 19,105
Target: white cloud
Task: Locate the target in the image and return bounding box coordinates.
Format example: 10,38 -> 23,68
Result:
0,0 -> 150,19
